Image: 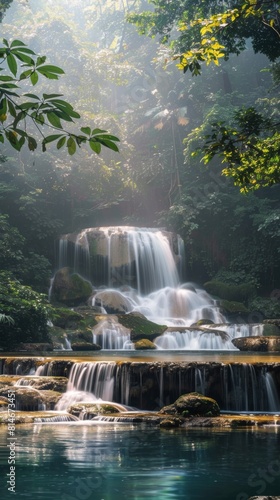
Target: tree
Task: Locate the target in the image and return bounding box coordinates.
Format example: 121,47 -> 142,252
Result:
129,1 -> 280,191
0,38 -> 120,155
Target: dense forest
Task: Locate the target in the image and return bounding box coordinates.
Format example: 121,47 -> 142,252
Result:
0,0 -> 280,346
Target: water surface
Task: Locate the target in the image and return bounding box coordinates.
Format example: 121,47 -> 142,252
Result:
0,423 -> 279,500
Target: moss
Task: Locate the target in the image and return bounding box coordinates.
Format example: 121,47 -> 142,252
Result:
52,307 -> 84,329
204,281 -> 255,302
134,339 -> 156,350
71,342 -> 101,351
262,323 -> 280,337
220,300 -> 249,313
117,313 -> 166,341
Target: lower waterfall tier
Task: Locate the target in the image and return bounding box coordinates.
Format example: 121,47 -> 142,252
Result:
2,358 -> 279,413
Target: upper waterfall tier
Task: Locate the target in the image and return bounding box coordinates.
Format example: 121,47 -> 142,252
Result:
57,226 -> 184,294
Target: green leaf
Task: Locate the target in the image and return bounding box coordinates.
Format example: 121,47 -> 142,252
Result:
67,136 -> 76,155
10,40 -> 26,48
8,100 -> 16,118
43,93 -> 64,100
47,112 -> 62,129
97,139 -> 119,152
43,134 -> 64,146
91,128 -> 108,135
36,64 -> 64,74
0,75 -> 15,82
23,94 -> 40,100
81,127 -> 91,135
19,69 -> 33,80
57,136 -> 66,149
89,140 -> 101,154
7,53 -> 17,76
27,136 -> 37,151
30,71 -> 39,85
14,53 -> 35,65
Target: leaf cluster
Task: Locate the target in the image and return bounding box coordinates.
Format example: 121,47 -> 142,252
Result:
0,38 -> 120,155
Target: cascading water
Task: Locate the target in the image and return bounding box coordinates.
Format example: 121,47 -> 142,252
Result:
54,226 -> 235,349
31,360 -> 280,413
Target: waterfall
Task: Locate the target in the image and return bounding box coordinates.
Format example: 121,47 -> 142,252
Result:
57,226 -> 181,293
34,360 -> 280,413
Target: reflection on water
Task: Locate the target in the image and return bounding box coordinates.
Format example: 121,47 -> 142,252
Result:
0,424 -> 279,499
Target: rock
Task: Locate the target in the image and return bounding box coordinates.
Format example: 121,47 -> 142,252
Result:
118,312 -> 166,342
94,290 -> 133,314
190,319 -> 214,326
71,342 -> 101,351
159,417 -> 183,428
0,411 -> 77,424
232,336 -> 280,352
68,402 -> 122,419
0,386 -> 44,411
160,392 -> 220,417
10,376 -> 68,392
134,339 -> 156,350
67,330 -> 93,344
263,319 -> 280,328
52,307 -> 84,329
262,323 -> 280,336
51,267 -> 92,306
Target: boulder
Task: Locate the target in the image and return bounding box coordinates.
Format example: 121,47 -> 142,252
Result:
134,339 -> 156,350
118,312 -> 166,342
232,336 -> 280,352
0,386 -> 44,411
68,402 -> 122,419
51,267 -> 92,306
160,392 -> 220,417
71,342 -> 101,351
262,323 -> 280,336
94,290 -> 133,314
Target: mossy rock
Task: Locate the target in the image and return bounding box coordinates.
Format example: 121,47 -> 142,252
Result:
262,323 -> 280,336
204,281 -> 255,302
159,417 -> 184,428
160,392 -> 220,417
68,402 -> 122,419
190,319 -> 214,327
67,330 -> 93,344
118,312 -> 166,342
51,268 -> 92,306
232,336 -> 280,352
71,342 -> 101,351
134,339 -> 156,350
52,307 -> 84,329
0,386 -> 44,411
220,300 -> 249,314
12,376 -> 68,393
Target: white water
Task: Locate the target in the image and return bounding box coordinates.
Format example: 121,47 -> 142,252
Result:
43,360 -> 280,413
55,226 -> 265,351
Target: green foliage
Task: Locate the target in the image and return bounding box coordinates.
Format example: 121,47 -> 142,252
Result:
0,271 -> 52,350
129,1 -> 280,74
0,38 -> 120,154
249,296 -> 280,319
200,107 -> 280,192
204,280 -> 256,303
129,1 -> 280,191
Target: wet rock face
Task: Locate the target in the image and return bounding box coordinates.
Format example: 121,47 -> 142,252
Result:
0,386 -> 44,411
232,336 -> 280,352
160,392 -> 220,417
94,290 -> 133,314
